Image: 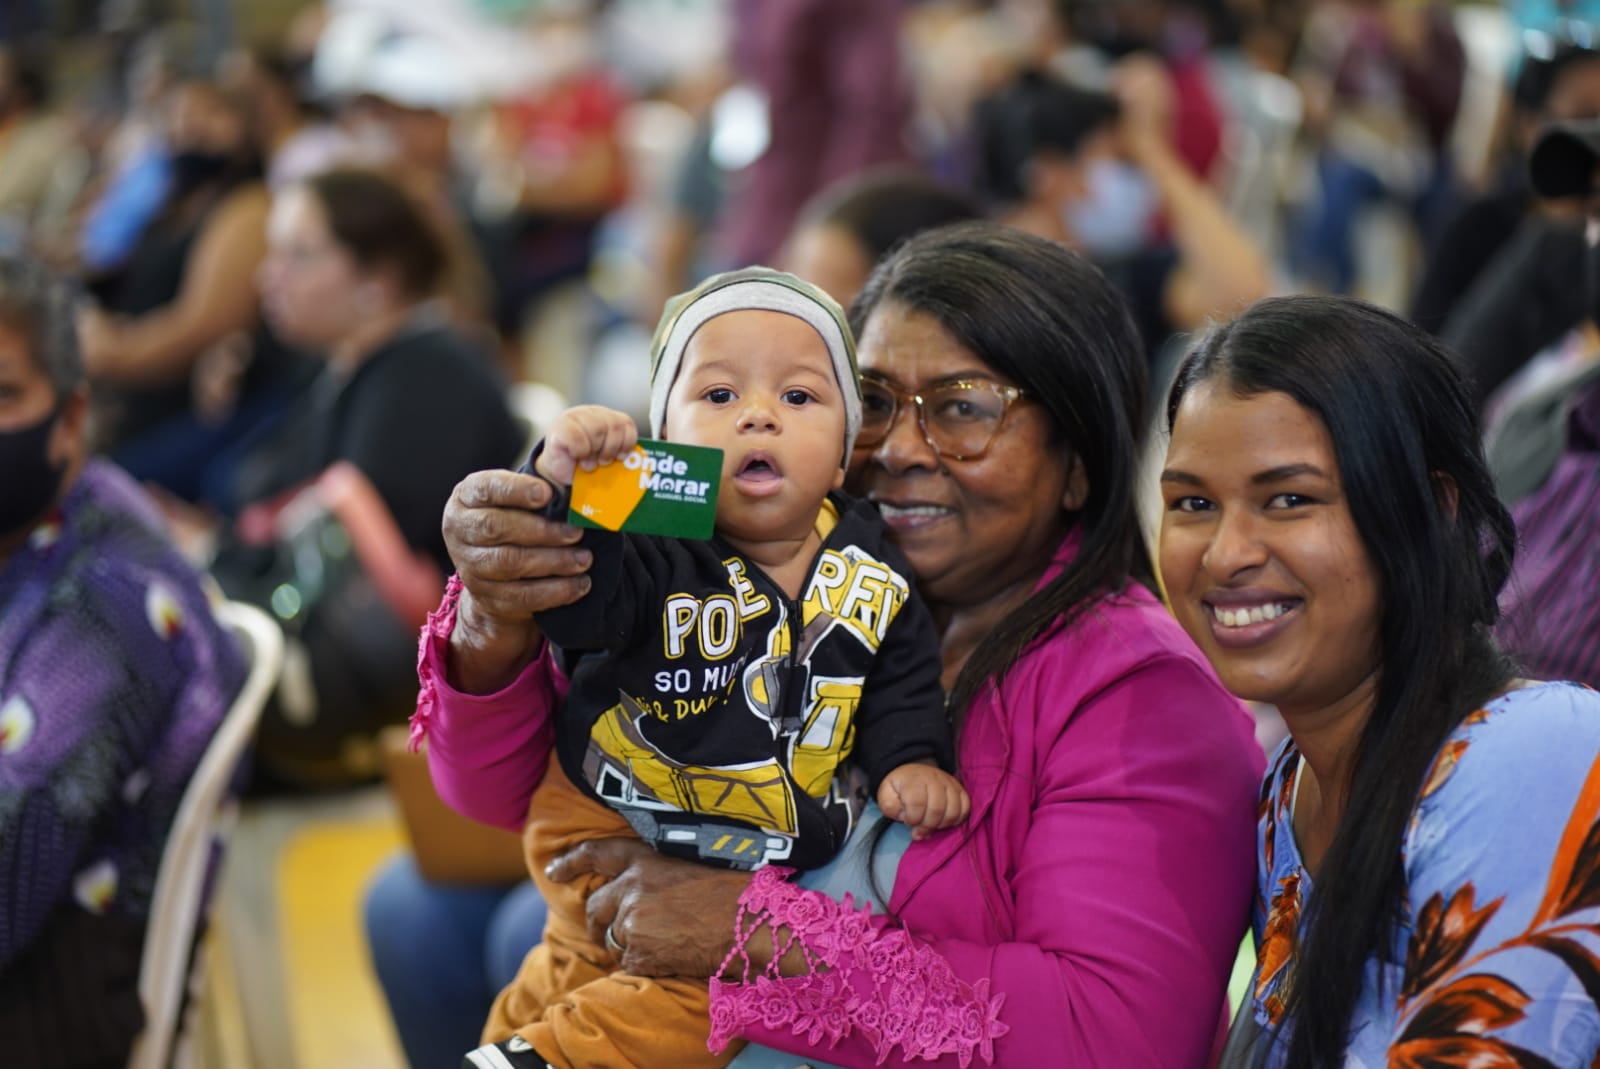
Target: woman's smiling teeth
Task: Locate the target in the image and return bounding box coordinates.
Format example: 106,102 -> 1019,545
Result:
1209,602 -> 1295,628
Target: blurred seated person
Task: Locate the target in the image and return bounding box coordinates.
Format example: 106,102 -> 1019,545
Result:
0,254 -> 246,1066
224,44 -> 347,193
1060,0 -> 1230,179
197,167 -> 522,789
1412,41 -> 1600,336
332,91 -> 496,336
69,30 -> 188,279
1428,44 -> 1600,412
472,4 -> 627,342
1288,0 -> 1465,294
1489,119 -> 1600,689
0,42 -> 80,238
77,79 -> 314,505
782,168 -> 983,307
974,61 -> 1269,361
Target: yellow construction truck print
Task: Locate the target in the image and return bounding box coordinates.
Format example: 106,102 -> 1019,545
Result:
541,495 -> 951,872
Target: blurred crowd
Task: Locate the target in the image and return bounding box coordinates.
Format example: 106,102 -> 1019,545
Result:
0,3 -> 1565,384
5,0 -> 1600,1064
0,0 -> 1595,816
0,3 -> 1585,392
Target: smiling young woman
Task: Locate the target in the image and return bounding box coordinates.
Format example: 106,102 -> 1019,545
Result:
1160,295 -> 1600,1069
1160,384 -> 1382,767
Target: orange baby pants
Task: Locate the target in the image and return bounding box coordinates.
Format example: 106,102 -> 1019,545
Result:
481,761 -> 744,1069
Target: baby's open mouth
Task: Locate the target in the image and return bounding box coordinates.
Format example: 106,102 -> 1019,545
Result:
737,455 -> 780,478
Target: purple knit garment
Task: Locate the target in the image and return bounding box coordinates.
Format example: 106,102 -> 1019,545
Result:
0,460 -> 245,970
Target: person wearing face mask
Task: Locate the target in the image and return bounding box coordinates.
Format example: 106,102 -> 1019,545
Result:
76,78 -> 314,507
973,59 -> 1269,363
0,254 -> 247,1066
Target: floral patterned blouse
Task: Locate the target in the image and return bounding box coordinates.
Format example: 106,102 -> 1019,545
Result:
1225,681 -> 1600,1068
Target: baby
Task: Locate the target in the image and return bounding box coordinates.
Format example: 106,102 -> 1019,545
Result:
533,267 -> 966,866
471,268 -> 965,1069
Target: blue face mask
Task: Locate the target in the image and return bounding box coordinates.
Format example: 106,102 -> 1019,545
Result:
0,407 -> 64,538
1064,158 -> 1158,259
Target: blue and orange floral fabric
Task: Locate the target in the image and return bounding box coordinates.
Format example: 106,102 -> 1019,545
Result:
1232,682 -> 1600,1068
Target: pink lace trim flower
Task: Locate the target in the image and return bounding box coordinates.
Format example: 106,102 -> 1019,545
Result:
708,867 -> 1008,1066
407,572 -> 464,752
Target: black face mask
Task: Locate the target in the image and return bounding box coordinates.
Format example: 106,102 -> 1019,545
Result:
168,150 -> 234,195
0,407 -> 65,538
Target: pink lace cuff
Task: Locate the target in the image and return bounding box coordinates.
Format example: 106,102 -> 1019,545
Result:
707,867 -> 1008,1067
408,573 -> 465,751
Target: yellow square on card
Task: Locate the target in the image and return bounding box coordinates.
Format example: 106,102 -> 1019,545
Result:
569,446 -> 650,531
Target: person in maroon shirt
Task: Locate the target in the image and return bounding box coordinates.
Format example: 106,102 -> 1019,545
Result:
719,0 -> 911,267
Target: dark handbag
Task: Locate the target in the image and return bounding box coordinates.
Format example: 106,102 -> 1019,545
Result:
211,462 -> 443,789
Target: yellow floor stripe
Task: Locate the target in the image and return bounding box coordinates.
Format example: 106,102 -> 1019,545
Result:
277,817 -> 407,1069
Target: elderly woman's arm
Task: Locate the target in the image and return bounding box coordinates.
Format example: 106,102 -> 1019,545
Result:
410,469 -> 592,829
567,654 -> 1262,1068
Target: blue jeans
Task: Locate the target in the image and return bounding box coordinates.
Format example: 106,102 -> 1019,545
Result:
363,855 -> 548,1069
109,382 -> 299,510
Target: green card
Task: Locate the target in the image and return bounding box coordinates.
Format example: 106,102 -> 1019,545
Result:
568,439 -> 722,539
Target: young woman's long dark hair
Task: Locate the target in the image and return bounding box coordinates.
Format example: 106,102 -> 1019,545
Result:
1166,296 -> 1520,1069
851,221 -> 1152,729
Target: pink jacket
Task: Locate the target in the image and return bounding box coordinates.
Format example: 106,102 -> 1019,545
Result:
413,534 -> 1264,1068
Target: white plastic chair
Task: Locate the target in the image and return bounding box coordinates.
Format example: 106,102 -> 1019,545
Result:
127,600 -> 284,1069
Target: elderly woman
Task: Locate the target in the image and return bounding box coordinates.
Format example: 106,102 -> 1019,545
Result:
415,222 -> 1263,1068
0,255 -> 246,1064
1159,296 -> 1600,1068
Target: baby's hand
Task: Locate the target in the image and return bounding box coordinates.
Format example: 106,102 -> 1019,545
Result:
877,761 -> 970,841
536,405 -> 639,486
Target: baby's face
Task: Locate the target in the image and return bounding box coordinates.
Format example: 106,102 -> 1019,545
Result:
663,309 -> 847,550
